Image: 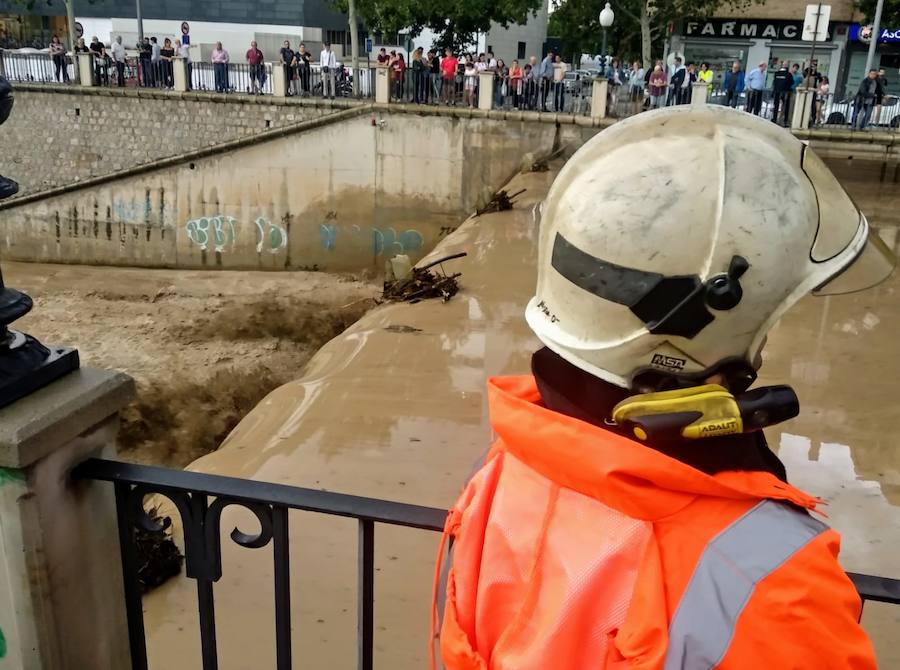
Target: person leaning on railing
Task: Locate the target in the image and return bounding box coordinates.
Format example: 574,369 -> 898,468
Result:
246,40 -> 265,95
211,41 -> 229,93
49,34 -> 69,83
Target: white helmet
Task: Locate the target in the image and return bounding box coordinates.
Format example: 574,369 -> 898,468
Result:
526,106 -> 895,391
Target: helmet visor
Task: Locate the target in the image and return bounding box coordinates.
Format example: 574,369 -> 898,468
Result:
813,226 -> 896,296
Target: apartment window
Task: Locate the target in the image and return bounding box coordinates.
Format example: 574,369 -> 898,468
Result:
517,41 -> 526,59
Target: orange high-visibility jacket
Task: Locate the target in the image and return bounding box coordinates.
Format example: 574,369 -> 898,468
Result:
435,376 -> 877,670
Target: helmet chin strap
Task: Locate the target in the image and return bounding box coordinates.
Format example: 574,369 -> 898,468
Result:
630,356 -> 758,394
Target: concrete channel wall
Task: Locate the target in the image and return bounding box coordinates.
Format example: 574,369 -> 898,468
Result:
0,106 -> 594,272
0,85 -> 339,195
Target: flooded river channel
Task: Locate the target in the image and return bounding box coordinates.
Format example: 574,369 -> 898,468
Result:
138,158 -> 900,668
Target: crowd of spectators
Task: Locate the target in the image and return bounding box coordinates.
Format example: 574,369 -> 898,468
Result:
17,35 -> 895,128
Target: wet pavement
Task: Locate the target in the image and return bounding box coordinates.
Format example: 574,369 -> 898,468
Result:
141,158 -> 900,667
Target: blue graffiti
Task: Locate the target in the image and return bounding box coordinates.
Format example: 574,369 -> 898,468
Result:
319,224 -> 424,256
320,224 -> 337,251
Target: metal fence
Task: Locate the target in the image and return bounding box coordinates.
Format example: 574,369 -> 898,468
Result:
0,50 -> 74,84
74,456 -> 900,670
74,457 -> 447,670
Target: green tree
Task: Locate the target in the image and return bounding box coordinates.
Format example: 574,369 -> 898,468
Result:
332,0 -> 545,52
855,0 -> 900,28
550,0 -> 759,68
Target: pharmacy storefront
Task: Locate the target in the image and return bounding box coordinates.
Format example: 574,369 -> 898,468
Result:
843,24 -> 900,96
670,18 -> 843,91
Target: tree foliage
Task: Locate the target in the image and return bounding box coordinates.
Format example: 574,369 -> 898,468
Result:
549,0 -> 758,66
856,0 -> 900,29
333,0 -> 545,52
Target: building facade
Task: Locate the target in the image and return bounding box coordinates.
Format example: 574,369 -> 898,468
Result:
666,0 -> 900,99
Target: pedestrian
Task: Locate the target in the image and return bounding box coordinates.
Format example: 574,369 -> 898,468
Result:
295,43 -> 311,96
150,36 -> 161,88
495,58 -> 508,108
854,69 -> 879,130
74,37 -> 89,54
138,37 -> 152,87
376,47 -> 389,65
160,37 -> 175,88
428,49 -> 440,103
110,36 -> 126,87
320,41 -> 337,99
247,40 -> 265,95
279,40 -> 295,95
628,61 -> 645,116
508,59 -> 523,109
522,63 -> 535,110
463,56 -> 477,107
539,50 -> 554,111
411,47 -> 426,103
390,51 -> 405,101
607,57 -> 623,113
815,76 -> 830,126
681,62 -> 697,103
440,48 -> 457,105
89,36 -> 105,86
648,62 -> 667,109
49,34 -> 69,83
486,51 -> 497,71
211,41 -> 229,93
771,60 -> 793,126
723,60 -> 744,108
874,68 -> 888,126
667,56 -> 684,105
176,39 -> 191,90
698,61 -> 712,93
553,54 -> 567,111
433,106 -> 885,670
744,61 -> 766,116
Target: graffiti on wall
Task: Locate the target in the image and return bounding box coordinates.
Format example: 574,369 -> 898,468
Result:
113,198 -> 152,222
185,215 -> 287,253
319,223 -> 425,256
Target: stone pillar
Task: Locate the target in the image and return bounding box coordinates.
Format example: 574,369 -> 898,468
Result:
591,79 -> 608,120
691,81 -> 709,107
0,368 -> 135,669
478,71 -> 494,110
791,88 -> 813,130
77,53 -> 93,87
173,57 -> 187,92
375,66 -> 390,104
272,62 -> 286,98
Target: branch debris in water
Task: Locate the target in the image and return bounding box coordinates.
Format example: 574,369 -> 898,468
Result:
382,252 -> 467,304
475,189 -> 526,217
134,507 -> 184,593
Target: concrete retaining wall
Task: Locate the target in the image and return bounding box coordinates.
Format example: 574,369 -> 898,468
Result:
0,85 -> 341,195
0,106 -> 564,272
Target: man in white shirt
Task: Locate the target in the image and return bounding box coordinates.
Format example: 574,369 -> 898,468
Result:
320,41 -> 337,99
111,35 -> 126,87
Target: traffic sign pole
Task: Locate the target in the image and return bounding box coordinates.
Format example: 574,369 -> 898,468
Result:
864,0 -> 886,74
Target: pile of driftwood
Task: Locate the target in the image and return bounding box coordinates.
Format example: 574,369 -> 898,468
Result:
382,252 -> 467,304
475,189 -> 526,217
134,507 -> 184,592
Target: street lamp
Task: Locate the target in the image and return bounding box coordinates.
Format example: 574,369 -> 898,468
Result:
600,2 -> 615,69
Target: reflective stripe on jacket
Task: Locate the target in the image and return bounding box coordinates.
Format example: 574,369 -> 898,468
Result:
434,375 -> 876,670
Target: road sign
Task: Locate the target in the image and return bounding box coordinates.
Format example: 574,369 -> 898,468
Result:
75,22 -> 83,38
365,37 -> 373,53
802,4 -> 831,41
181,21 -> 190,35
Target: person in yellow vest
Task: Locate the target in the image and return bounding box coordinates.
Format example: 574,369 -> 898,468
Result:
698,61 -> 713,93
433,105 -> 893,669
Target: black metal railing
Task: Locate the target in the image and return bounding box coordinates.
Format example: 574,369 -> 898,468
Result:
74,457 -> 446,670
0,50 -> 73,84
74,457 -> 900,670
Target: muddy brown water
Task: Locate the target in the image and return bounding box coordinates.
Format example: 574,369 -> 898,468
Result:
130,158 -> 900,668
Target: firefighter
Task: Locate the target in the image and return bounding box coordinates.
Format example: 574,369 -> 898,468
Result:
434,105 -> 894,669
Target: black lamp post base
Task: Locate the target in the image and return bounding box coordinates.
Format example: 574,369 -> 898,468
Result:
0,331 -> 80,408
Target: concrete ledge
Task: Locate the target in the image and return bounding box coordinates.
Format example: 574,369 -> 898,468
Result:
0,367 -> 135,468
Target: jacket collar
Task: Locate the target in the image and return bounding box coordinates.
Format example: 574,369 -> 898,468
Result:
487,375 -> 820,521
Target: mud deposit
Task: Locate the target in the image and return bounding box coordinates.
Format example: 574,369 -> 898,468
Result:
5,262 -> 377,467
